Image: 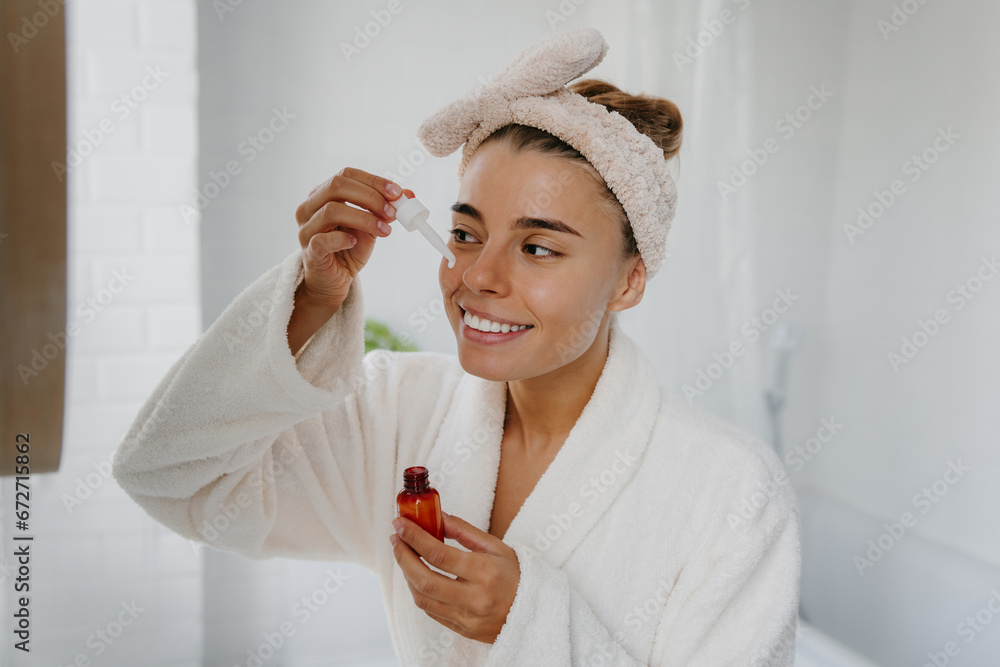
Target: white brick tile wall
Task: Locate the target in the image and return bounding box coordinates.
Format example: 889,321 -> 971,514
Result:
72,305 -> 146,353
0,2 -> 206,665
147,304 -> 200,350
69,205 -> 143,254
100,354 -> 183,401
151,533 -> 203,576
142,206 -> 198,253
85,52 -> 196,102
143,103 -> 197,154
73,0 -> 138,49
91,256 -> 198,302
90,156 -> 196,203
137,0 -> 196,52
70,100 -> 143,155
65,357 -> 101,404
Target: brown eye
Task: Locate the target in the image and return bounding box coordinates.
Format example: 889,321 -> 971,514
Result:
524,244 -> 560,258
448,228 -> 475,243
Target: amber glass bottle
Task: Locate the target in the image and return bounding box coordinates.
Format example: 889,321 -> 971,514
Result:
396,466 -> 444,542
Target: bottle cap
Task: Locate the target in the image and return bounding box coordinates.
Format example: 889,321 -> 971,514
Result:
390,194 -> 457,268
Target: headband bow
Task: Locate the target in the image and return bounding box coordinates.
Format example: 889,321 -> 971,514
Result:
417,28 -> 677,278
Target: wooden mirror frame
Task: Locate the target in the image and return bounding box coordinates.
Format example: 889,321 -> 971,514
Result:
1,1 -> 67,476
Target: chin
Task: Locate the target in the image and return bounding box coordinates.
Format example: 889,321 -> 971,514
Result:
455,347 -> 515,382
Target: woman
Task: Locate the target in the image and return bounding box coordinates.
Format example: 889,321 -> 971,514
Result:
113,30 -> 800,666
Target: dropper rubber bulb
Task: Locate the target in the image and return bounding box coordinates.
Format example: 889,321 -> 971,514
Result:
391,194 -> 456,268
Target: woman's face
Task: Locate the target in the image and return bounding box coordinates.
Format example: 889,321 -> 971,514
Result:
438,141 -> 643,382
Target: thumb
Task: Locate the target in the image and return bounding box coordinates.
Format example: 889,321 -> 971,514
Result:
443,512 -> 504,555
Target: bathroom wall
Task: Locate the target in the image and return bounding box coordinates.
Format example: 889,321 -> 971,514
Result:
0,0 -> 202,665
794,0 -> 1000,663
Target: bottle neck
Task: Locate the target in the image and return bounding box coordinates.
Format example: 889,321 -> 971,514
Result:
403,467 -> 430,493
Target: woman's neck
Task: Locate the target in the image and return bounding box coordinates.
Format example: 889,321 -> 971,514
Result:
503,326 -> 611,458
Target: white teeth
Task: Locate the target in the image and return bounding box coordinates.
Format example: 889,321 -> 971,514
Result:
463,309 -> 530,333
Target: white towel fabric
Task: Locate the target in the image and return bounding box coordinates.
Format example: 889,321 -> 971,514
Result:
112,249 -> 801,666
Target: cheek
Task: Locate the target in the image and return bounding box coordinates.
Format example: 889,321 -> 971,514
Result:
439,263 -> 468,327
527,278 -> 595,327
541,273 -> 613,336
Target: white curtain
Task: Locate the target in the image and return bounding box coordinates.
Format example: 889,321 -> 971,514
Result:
588,0 -> 771,439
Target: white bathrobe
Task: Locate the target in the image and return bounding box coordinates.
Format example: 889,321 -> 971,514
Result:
112,249 -> 801,666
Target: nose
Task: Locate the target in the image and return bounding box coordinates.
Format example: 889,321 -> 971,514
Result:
462,240 -> 510,296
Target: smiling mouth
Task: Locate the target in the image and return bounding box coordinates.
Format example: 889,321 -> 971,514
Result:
460,307 -> 533,333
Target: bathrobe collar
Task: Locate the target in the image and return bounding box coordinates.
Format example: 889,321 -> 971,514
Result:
436,315 -> 662,569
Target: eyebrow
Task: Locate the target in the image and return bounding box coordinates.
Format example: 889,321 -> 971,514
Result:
450,202 -> 583,238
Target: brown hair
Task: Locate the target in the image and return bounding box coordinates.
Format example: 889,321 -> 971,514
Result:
480,78 -> 683,267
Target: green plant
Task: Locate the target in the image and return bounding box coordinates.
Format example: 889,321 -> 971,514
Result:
364,318 -> 418,353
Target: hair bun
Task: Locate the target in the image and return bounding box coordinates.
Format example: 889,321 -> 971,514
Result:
568,79 -> 683,162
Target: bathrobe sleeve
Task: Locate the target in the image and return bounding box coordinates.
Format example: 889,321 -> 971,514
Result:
482,463 -> 801,666
112,249 -> 403,569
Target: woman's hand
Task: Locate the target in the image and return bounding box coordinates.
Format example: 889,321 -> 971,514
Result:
390,512 -> 521,644
294,167 -> 412,311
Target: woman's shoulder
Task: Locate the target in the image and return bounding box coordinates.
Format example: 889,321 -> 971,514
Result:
648,389 -> 798,523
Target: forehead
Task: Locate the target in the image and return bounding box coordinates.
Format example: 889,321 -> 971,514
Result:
457,142 -> 609,223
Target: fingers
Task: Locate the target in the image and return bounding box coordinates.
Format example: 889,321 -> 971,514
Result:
297,200 -> 389,251
302,228 -> 357,270
393,517 -> 463,575
391,518 -> 464,603
442,512 -> 505,557
296,167 -> 402,225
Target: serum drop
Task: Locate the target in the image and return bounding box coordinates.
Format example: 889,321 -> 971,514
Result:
396,466 -> 444,542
